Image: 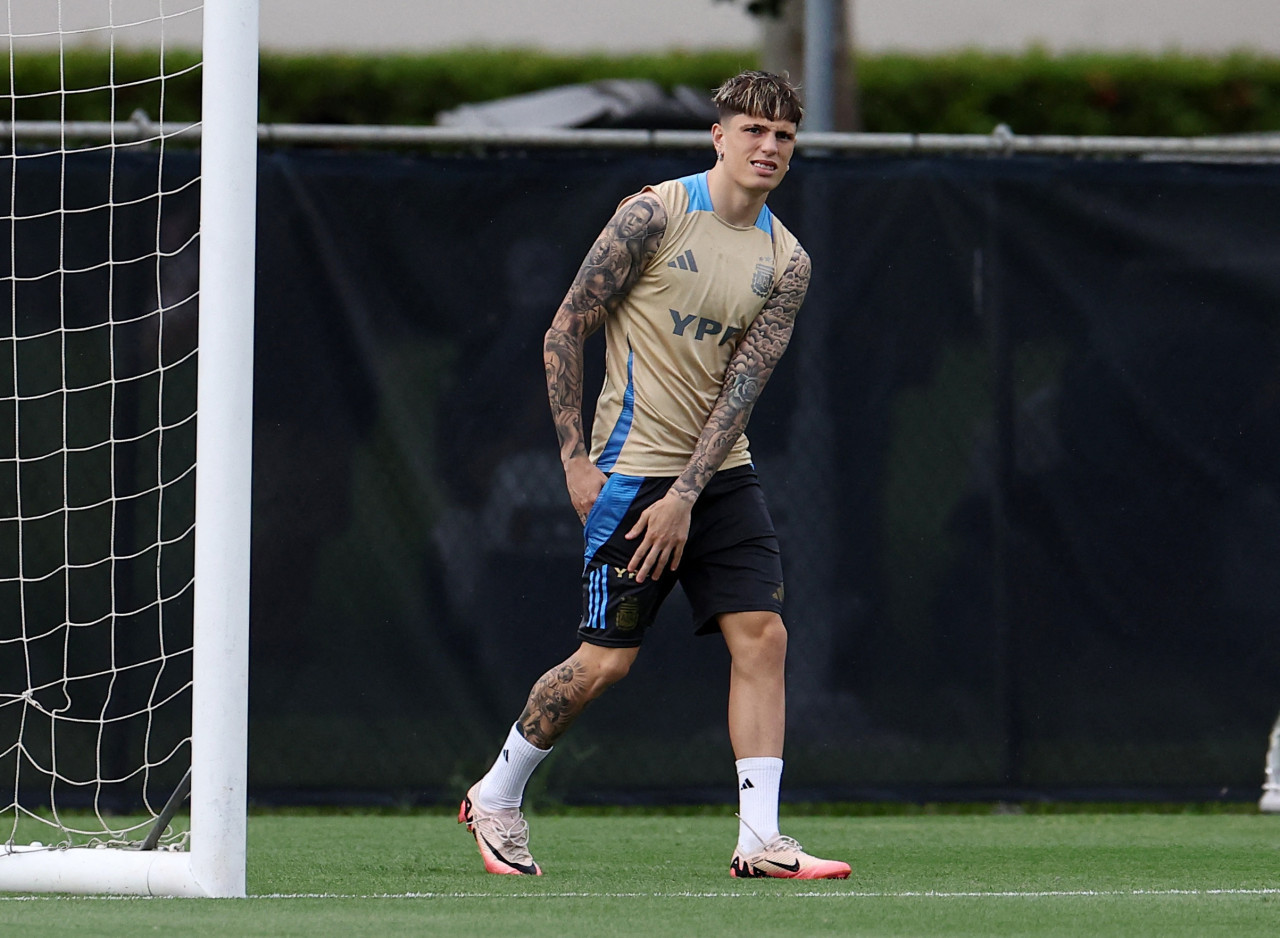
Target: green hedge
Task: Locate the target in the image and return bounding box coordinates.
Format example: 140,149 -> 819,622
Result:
4,48 -> 204,124
859,49 -> 1280,136
5,46 -> 1280,136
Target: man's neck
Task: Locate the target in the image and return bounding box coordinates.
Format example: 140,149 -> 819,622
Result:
705,166 -> 767,228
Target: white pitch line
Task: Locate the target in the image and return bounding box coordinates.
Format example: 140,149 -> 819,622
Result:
256,887 -> 1280,900
3,887 -> 1279,901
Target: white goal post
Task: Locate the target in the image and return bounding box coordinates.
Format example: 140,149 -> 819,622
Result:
1263,711 -> 1280,814
0,1 -> 257,897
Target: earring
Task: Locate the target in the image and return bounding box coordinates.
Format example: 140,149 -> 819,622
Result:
717,151 -> 724,161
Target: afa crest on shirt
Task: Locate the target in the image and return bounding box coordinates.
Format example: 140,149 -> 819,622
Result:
750,263 -> 774,298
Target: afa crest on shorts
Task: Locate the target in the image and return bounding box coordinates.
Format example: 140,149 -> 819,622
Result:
751,263 -> 774,298
615,596 -> 641,632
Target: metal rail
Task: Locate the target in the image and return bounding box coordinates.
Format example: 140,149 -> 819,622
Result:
4,112 -> 1280,159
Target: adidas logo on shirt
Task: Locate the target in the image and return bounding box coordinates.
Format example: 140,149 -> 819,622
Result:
667,249 -> 698,272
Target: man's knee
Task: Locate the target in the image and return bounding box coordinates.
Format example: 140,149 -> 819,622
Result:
755,615 -> 788,663
721,611 -> 788,665
576,642 -> 639,693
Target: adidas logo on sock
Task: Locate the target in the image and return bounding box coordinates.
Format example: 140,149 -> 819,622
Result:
740,778 -> 755,790
502,749 -> 510,763
667,249 -> 698,272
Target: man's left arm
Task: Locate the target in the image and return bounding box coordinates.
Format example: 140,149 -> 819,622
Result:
625,243 -> 811,581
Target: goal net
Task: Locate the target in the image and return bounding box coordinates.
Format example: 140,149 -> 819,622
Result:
0,1 -> 256,896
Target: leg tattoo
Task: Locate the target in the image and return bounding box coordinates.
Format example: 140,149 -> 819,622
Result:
519,657 -> 591,749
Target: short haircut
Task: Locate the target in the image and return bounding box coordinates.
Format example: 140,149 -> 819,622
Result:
712,70 -> 804,127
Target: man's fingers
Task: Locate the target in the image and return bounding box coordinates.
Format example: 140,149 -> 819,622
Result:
629,532 -> 685,583
575,490 -> 598,523
622,492 -> 691,581
564,456 -> 607,525
632,540 -> 668,584
624,515 -> 648,541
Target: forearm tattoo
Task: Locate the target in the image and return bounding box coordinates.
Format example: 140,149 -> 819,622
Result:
518,656 -> 592,748
674,243 -> 811,500
544,194 -> 666,461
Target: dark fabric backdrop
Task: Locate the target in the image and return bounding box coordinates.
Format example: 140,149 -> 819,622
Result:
7,145 -> 1279,805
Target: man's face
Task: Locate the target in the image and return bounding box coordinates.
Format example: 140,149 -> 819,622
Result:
714,112 -> 798,194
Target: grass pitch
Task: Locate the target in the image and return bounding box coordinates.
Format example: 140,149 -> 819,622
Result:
0,808 -> 1276,936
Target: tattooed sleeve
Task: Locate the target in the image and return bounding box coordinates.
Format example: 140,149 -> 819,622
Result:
543,194 -> 667,463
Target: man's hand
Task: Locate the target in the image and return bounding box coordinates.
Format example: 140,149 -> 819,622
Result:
624,489 -> 694,583
564,456 -> 607,524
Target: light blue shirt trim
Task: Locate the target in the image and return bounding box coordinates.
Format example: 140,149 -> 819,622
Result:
595,347 -> 635,472
677,171 -> 775,234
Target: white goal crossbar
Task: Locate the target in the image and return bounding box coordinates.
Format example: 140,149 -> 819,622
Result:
0,0 -> 257,897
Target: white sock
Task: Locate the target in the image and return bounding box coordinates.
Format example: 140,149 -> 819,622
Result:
477,723 -> 552,810
736,756 -> 783,851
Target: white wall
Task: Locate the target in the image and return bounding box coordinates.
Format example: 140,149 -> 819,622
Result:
855,1 -> 1280,55
9,0 -> 1280,55
256,0 -> 760,54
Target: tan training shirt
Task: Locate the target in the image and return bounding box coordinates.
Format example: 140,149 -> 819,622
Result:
589,172 -> 801,477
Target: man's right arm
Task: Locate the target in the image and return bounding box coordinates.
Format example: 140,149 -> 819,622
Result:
543,192 -> 666,521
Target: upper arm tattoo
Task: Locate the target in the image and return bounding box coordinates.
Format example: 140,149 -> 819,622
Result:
674,243 -> 811,498
544,194 -> 667,460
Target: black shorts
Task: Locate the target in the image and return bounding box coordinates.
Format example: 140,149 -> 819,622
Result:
577,464 -> 784,648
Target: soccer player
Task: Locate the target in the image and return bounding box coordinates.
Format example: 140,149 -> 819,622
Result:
459,70 -> 850,880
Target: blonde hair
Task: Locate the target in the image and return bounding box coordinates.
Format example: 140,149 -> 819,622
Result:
712,70 -> 804,126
